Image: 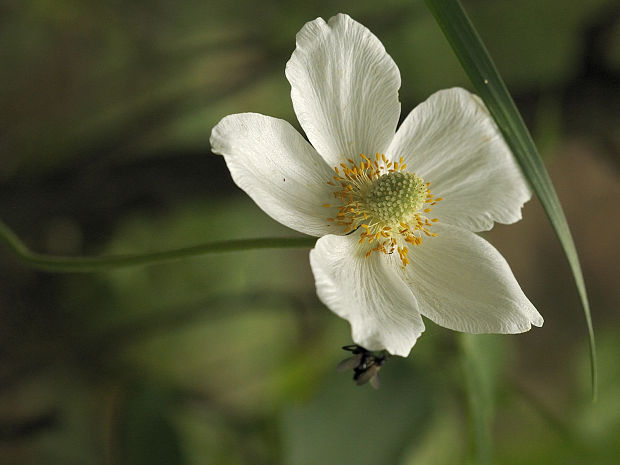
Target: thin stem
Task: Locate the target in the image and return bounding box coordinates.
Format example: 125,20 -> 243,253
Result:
460,335 -> 494,465
0,219 -> 316,273
509,377 -> 574,444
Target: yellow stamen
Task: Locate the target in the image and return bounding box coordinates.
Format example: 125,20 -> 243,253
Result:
324,154 -> 442,267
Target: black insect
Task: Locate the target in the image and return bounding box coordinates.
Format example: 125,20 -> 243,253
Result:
337,344 -> 389,389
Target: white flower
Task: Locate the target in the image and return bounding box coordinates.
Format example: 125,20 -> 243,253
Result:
210,13 -> 543,356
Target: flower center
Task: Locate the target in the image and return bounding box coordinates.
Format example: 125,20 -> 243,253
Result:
324,153 -> 442,267
364,171 -> 427,224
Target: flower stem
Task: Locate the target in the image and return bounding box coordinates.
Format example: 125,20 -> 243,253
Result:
0,219 -> 316,273
460,334 -> 496,465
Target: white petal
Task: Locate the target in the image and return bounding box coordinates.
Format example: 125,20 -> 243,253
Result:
401,223 -> 543,334
388,88 -> 530,232
210,113 -> 337,237
286,13 -> 401,167
310,234 -> 424,356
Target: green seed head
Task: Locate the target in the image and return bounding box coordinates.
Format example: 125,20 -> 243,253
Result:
364,172 -> 426,224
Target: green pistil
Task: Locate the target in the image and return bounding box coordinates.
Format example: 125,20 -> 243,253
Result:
364,172 -> 426,223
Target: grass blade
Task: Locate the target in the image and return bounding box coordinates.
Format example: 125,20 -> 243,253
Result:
424,0 -> 597,399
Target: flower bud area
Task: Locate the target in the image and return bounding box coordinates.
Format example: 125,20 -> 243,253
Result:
324,153 -> 442,267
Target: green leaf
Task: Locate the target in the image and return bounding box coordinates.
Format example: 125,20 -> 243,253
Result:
424,0 -> 597,399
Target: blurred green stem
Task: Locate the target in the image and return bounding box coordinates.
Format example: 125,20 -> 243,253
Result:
460,335 -> 494,465
510,377 -> 574,444
0,219 -> 316,273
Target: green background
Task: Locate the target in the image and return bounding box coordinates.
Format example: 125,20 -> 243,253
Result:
1,0 -> 619,463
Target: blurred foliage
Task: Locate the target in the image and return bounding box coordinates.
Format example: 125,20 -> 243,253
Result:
460,334 -> 506,465
1,0 -> 619,464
